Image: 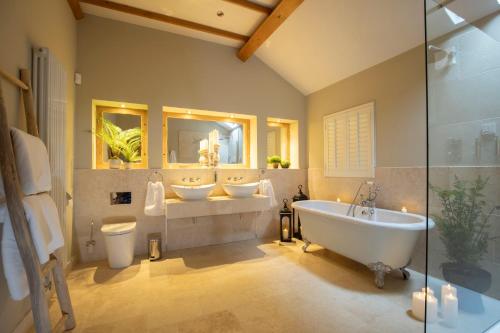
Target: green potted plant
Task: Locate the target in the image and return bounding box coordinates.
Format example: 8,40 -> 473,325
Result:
268,155 -> 281,169
97,119 -> 124,169
97,119 -> 142,169
280,160 -> 291,169
431,176 -> 499,293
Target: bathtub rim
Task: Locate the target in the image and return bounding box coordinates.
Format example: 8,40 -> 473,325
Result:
292,200 -> 434,231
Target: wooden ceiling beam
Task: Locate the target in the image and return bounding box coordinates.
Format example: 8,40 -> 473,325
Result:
80,0 -> 249,42
237,0 -> 303,62
222,0 -> 273,15
67,0 -> 84,20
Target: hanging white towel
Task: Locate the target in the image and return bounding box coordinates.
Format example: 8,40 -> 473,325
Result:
259,179 -> 278,207
144,181 -> 165,216
1,193 -> 64,300
10,128 -> 52,195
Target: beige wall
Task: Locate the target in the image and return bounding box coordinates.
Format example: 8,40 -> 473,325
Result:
0,1 -> 77,332
307,45 -> 426,169
75,15 -> 307,170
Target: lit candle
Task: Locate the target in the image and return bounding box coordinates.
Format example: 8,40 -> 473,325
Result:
336,197 -> 341,203
441,283 -> 457,299
421,287 -> 434,296
442,293 -> 458,327
412,291 -> 438,322
401,206 -> 408,213
412,292 -> 425,321
283,227 -> 289,240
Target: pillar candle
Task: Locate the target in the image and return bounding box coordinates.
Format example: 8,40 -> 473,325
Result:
442,293 -> 458,327
283,227 -> 289,240
421,287 -> 434,296
441,283 -> 457,299
412,291 -> 438,322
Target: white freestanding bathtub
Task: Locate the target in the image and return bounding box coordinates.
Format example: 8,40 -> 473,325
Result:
292,200 -> 433,288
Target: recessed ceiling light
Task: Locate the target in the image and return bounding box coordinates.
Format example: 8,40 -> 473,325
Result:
444,7 -> 464,25
217,10 -> 224,17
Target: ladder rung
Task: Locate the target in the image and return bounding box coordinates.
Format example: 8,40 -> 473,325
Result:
52,313 -> 69,333
41,257 -> 57,276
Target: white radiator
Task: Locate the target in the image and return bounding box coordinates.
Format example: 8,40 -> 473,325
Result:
32,48 -> 68,246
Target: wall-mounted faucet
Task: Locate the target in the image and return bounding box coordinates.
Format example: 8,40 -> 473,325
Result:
226,176 -> 244,183
182,177 -> 201,184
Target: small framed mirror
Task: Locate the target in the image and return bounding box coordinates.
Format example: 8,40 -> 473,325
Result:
163,112 -> 249,168
95,106 -> 148,169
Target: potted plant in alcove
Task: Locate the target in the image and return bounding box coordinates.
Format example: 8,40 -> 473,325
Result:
269,155 -> 281,169
97,119 -> 124,169
431,176 -> 499,294
120,127 -> 142,169
280,160 -> 291,169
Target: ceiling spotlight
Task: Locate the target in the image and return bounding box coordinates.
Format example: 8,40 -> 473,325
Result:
217,10 -> 224,17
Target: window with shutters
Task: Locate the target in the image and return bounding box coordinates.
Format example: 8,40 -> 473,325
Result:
324,102 -> 375,177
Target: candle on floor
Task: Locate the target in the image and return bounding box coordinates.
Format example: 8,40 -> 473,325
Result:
421,287 -> 434,296
441,283 -> 457,298
412,292 -> 425,321
442,293 -> 458,327
412,291 -> 438,322
337,197 -> 341,203
401,206 -> 408,213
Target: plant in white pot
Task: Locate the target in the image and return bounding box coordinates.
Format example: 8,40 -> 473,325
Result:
97,119 -> 142,169
431,176 -> 499,293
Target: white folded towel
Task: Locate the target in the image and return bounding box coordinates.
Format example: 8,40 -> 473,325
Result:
259,179 -> 278,207
10,128 -> 52,195
144,181 -> 165,216
1,193 -> 64,300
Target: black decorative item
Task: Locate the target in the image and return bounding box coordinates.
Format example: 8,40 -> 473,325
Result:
279,199 -> 293,243
292,185 -> 309,240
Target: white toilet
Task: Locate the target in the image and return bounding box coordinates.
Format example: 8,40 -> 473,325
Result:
101,220 -> 137,269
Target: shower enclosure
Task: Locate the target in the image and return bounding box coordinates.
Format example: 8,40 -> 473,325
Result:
426,0 -> 500,331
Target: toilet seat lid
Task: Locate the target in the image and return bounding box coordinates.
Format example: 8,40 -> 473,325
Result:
101,222 -> 136,236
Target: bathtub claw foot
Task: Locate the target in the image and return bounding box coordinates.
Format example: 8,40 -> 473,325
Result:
368,262 -> 392,289
400,268 -> 411,280
302,239 -> 311,252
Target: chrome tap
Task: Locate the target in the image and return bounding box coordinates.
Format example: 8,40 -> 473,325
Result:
182,177 -> 201,184
359,184 -> 381,218
346,181 -> 378,217
226,176 -> 244,183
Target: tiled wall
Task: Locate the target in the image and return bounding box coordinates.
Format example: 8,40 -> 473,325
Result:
74,168 -> 307,263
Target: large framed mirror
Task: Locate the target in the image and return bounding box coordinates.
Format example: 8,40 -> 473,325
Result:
163,111 -> 249,168
95,106 -> 148,169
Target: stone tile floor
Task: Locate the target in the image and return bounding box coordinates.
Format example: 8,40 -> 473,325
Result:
42,239 -> 424,332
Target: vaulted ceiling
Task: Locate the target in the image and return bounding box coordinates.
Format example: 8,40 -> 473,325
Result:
67,0 -> 500,95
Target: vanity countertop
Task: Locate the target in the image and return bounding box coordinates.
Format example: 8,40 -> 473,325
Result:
165,195 -> 272,219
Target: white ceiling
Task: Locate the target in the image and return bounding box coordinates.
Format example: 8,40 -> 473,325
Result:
79,0 -> 500,96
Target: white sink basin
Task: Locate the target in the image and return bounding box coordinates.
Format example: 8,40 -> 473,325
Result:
171,184 -> 215,200
222,182 -> 259,198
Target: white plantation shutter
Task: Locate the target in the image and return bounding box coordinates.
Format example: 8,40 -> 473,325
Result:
324,102 -> 375,177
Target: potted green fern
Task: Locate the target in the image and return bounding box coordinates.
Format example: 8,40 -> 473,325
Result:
97,119 -> 142,169
431,176 -> 499,293
98,119 -> 123,169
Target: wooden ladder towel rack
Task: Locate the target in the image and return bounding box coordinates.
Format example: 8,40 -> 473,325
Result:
0,68 -> 75,333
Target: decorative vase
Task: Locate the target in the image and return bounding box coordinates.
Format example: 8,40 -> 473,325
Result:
109,158 -> 122,169
272,163 -> 279,169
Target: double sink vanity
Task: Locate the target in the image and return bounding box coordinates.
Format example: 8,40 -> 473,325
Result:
165,177 -> 272,219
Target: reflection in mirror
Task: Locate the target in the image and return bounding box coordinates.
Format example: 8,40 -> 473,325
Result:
95,106 -> 148,169
167,118 -> 243,164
